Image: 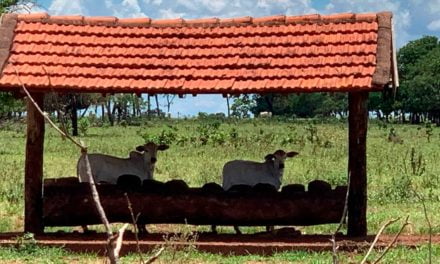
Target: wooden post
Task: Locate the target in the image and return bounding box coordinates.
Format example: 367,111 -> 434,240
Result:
348,92 -> 368,237
24,93 -> 45,234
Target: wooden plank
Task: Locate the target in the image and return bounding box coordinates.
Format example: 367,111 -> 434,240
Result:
347,92 -> 368,237
24,93 -> 45,234
43,182 -> 347,227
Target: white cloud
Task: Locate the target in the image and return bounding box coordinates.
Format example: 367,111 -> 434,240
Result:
121,0 -> 147,17
159,8 -> 186,18
48,0 -> 88,15
427,19 -> 440,31
428,0 -> 440,13
199,0 -> 227,13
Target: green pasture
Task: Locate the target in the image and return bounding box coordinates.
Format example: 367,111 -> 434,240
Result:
0,118 -> 439,262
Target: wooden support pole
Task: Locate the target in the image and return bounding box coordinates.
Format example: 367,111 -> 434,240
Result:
347,92 -> 368,237
24,93 -> 45,234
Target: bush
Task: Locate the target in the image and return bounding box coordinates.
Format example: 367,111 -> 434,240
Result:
78,117 -> 90,136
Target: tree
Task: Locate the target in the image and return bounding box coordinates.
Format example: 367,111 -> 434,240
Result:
0,0 -> 19,13
398,36 -> 440,124
231,95 -> 255,118
45,93 -> 95,136
0,92 -> 25,119
1,0 -> 38,14
163,94 -> 176,116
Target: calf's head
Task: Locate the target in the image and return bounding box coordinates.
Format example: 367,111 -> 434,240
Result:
136,142 -> 169,172
264,149 -> 298,180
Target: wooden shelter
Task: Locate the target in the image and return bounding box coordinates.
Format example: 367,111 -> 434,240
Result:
0,11 -> 396,236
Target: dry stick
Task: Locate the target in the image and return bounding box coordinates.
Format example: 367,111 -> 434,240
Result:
125,193 -> 146,264
83,153 -> 119,264
413,191 -> 432,264
372,215 -> 410,264
114,224 -> 129,260
145,247 -> 165,264
12,64 -> 124,264
331,172 -> 351,264
360,217 -> 401,264
41,66 -> 68,141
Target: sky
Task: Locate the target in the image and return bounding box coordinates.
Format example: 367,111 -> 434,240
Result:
28,0 -> 440,117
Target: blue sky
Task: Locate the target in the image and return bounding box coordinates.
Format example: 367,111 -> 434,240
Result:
30,0 -> 440,117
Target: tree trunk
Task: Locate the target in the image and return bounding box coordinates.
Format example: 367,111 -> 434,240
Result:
106,100 -> 114,126
226,95 -> 230,117
101,103 -> 105,122
132,95 -> 137,117
147,95 -> 151,117
71,99 -> 78,136
264,94 -> 274,113
80,105 -> 89,119
155,94 -> 160,116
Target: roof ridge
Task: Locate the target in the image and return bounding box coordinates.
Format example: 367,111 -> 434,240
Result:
14,12 -> 387,27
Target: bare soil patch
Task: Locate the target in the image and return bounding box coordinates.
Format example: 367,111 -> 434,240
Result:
1,232 -> 438,256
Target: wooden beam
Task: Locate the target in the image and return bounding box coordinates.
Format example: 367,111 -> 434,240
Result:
348,92 -> 368,237
24,93 -> 45,234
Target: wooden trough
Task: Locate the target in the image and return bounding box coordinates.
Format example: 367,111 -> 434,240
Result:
43,178 -> 347,227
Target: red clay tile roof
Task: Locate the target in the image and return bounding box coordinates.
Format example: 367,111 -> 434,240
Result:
0,12 -> 393,94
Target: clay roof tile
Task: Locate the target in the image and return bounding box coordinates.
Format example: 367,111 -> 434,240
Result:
0,11 -> 393,94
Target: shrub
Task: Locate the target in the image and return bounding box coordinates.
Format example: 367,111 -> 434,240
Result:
78,117 -> 90,136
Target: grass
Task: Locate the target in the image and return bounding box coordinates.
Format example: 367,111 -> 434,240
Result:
0,117 -> 439,261
0,244 -> 439,263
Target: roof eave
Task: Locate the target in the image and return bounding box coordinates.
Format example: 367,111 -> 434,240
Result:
371,11 -> 393,89
0,14 -> 17,76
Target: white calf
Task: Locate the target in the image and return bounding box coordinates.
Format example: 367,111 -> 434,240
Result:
214,149 -> 298,234
259,111 -> 272,118
222,150 -> 298,191
77,142 -> 169,184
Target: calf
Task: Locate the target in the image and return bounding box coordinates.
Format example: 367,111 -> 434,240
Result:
77,142 -> 168,234
77,142 -> 169,184
212,149 -> 298,234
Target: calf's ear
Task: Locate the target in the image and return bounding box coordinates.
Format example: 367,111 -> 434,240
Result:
264,154 -> 275,161
136,145 -> 145,152
286,151 -> 299,158
158,144 -> 169,151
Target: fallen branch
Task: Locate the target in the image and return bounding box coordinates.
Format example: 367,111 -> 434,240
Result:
145,247 -> 165,264
360,217 -> 401,264
372,216 -> 410,264
112,224 -> 129,261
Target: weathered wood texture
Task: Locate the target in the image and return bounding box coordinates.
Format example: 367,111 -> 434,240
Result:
25,93 -> 45,234
43,180 -> 346,227
348,92 -> 368,237
0,14 -> 18,72
372,11 -> 392,87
